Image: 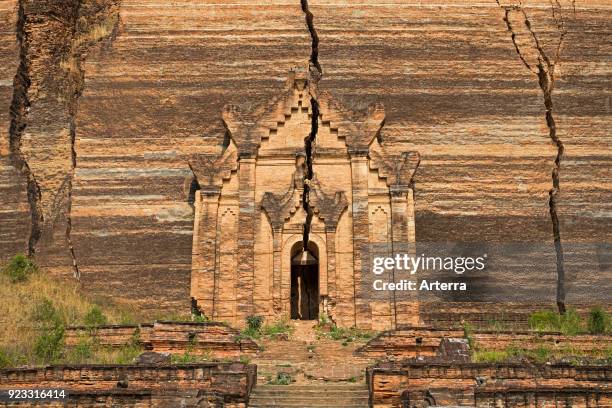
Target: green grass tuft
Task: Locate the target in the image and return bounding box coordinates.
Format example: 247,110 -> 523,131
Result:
587,307 -> 610,334
528,308 -> 584,335
2,253 -> 37,283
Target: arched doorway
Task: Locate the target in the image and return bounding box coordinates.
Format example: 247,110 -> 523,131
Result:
290,242 -> 319,320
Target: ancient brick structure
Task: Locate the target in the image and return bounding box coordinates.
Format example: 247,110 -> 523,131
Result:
0,0 -> 610,323
0,362 -> 256,407
64,321 -> 259,357
356,326 -> 612,360
189,69 -> 419,329
368,362 -> 611,407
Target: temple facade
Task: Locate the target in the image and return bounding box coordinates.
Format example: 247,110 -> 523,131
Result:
189,70 -> 420,330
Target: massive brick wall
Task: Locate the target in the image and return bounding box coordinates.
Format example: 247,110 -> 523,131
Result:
0,0 -> 609,312
0,0 -> 28,263
368,362 -> 611,407
70,1 -> 310,312
309,0 -> 612,304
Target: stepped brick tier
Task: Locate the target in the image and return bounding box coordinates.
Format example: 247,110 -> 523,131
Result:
420,302 -> 612,330
356,327 -> 464,358
356,326 -> 612,359
472,331 -> 612,354
0,362 -> 256,407
65,321 -> 259,357
419,302 -> 558,330
367,362 -> 611,407
0,0 -> 610,324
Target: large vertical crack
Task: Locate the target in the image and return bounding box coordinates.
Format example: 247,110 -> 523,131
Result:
8,0 -> 42,258
498,1 -> 572,314
300,0 -> 322,251
8,0 -> 120,278
300,0 -> 322,79
63,1 -> 120,278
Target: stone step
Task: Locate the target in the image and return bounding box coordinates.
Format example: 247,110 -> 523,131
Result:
250,392 -> 369,399
252,385 -> 367,392
249,405 -> 366,408
248,384 -> 369,407
250,396 -> 369,404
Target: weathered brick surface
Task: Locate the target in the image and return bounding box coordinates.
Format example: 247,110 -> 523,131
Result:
356,327 -> 464,358
0,0 -> 30,264
0,363 -> 256,407
65,321 -> 258,357
1,390 -> 250,408
473,331 -> 612,353
368,362 -> 611,407
0,0 -> 609,325
420,302 -> 612,330
357,326 -> 612,359
310,0 -> 612,306
65,324 -> 153,349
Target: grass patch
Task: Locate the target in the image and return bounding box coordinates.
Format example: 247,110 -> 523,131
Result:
246,315 -> 264,331
84,305 -> 108,327
0,348 -> 27,368
472,343 -> 612,365
0,255 -> 148,367
471,308 -> 611,365
463,322 -> 476,350
237,316 -> 293,341
528,308 -> 584,335
528,307 -> 611,335
171,349 -> 212,364
473,345 -> 551,364
261,318 -> 293,337
587,307 -> 610,334
268,372 -> 292,385
2,253 -> 36,283
315,324 -> 375,345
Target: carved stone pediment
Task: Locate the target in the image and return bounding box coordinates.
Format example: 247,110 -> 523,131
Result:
308,177 -> 349,231
222,69 -> 310,158
188,144 -> 238,192
317,94 -> 385,155
369,142 -> 420,192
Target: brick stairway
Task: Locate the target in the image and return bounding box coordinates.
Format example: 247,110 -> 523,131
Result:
253,321 -> 374,383
248,384 -> 369,408
248,320 -> 373,407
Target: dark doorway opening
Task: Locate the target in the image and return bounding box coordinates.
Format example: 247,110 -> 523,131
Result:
290,243 -> 319,320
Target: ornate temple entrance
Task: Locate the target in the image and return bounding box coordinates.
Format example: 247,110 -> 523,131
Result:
188,69 -> 420,328
290,244 -> 319,320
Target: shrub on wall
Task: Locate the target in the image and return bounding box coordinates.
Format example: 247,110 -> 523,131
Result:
2,253 -> 37,283
32,298 -> 65,363
84,305 -> 108,327
246,315 -> 264,331
587,307 -> 609,334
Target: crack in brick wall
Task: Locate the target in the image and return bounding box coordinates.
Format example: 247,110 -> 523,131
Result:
300,0 -> 322,251
498,0 -> 574,314
8,0 -> 41,258
8,0 -> 120,278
